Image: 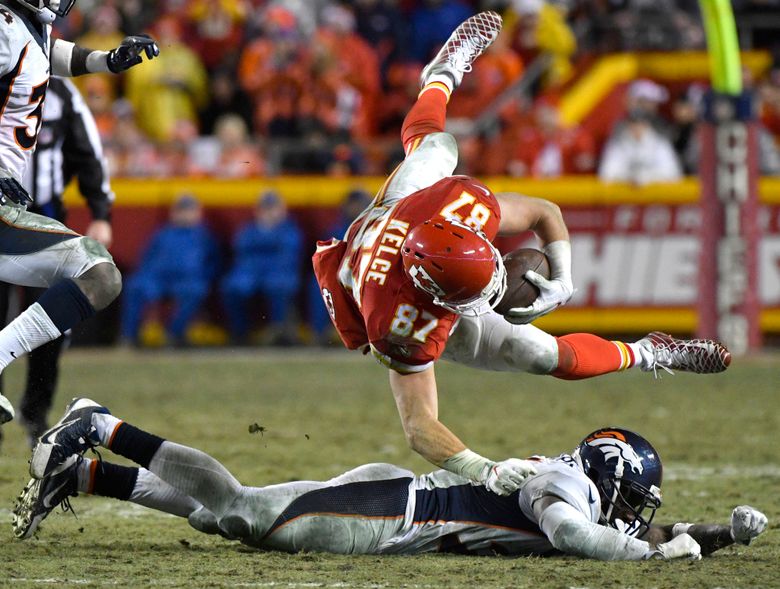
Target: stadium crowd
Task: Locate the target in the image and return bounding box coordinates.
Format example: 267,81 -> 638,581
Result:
54,0 -> 780,183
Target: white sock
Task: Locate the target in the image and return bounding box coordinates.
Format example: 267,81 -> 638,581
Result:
627,340 -> 653,370
0,303 -> 61,370
91,413 -> 123,446
76,457 -> 94,493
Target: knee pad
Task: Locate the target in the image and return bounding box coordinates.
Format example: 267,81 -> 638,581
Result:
498,335 -> 557,374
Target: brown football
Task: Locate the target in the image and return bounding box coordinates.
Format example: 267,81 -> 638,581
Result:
494,248 -> 551,315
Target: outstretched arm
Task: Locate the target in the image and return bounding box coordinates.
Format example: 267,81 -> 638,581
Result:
51,36 -> 159,77
535,496 -> 702,561
389,367 -> 536,496
643,506 -> 768,556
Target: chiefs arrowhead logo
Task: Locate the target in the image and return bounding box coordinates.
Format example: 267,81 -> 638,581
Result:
407,264 -> 446,297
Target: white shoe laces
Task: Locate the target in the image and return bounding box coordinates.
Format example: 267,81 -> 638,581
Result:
648,348 -> 676,379
449,33 -> 493,73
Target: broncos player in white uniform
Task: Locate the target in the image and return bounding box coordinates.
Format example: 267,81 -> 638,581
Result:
0,0 -> 158,425
14,399 -> 768,560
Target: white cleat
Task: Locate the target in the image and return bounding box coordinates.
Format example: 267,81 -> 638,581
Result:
419,11 -> 503,91
0,392 -> 14,424
29,397 -> 109,479
639,332 -> 731,377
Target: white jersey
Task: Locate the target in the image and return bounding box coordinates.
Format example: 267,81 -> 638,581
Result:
378,454 -> 601,556
0,2 -> 50,181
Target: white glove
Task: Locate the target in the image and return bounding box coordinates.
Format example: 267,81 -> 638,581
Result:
730,505 -> 768,545
504,241 -> 574,325
652,533 -> 702,561
484,458 -> 538,496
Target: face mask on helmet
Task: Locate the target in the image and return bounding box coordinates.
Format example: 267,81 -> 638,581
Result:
572,427 -> 663,538
14,0 -> 77,23
401,218 -> 507,316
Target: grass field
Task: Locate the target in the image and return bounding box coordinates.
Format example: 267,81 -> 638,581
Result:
1,348 -> 778,588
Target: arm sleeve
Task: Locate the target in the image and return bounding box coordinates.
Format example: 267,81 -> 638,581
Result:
60,79 -> 114,221
538,501 -> 653,561
51,39 -> 110,76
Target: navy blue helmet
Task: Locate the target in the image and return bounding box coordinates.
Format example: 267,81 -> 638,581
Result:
573,427 -> 663,537
14,0 -> 77,23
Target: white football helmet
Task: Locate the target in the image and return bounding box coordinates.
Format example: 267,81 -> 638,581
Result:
13,0 -> 76,23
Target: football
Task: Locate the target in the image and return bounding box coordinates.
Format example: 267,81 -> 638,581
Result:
493,248 -> 551,315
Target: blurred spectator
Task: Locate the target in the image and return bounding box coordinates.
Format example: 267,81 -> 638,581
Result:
82,76 -> 119,142
507,97 -> 596,177
308,188 -> 372,345
578,0 -> 703,52
221,191 -> 303,345
507,0 -> 576,91
598,110 -> 682,185
307,4 -> 382,139
670,84 -> 705,174
758,68 -> 780,138
156,119 -> 205,177
194,114 -> 265,177
104,102 -> 160,177
354,0 -> 407,78
685,69 -> 780,176
75,6 -> 126,101
409,0 -> 472,62
125,16 -> 209,141
199,68 -> 254,135
238,6 -> 311,137
377,61 -> 420,137
187,0 -> 247,71
121,194 -> 221,346
622,79 -> 672,136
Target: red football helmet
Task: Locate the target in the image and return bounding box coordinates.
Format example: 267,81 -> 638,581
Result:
401,218 -> 506,315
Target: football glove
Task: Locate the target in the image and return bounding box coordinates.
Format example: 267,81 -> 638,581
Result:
652,533 -> 702,561
484,458 -> 537,496
0,167 -> 32,206
730,505 -> 768,545
504,241 -> 574,324
504,272 -> 574,324
107,35 -> 160,73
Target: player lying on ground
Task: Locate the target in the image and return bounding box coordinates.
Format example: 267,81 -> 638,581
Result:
311,11 -> 731,497
15,398 -> 767,560
0,0 -> 159,425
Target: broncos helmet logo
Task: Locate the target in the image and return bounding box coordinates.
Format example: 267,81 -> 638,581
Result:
585,431 -> 644,475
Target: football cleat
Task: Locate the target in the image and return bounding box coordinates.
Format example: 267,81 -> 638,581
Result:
13,456 -> 80,539
639,332 -> 731,377
0,392 -> 14,424
419,11 -> 503,91
29,397 -> 109,480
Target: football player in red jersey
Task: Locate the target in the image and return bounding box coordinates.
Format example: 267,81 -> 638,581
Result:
313,12 -> 730,497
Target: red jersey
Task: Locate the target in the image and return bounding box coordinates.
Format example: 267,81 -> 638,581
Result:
313,175 -> 501,373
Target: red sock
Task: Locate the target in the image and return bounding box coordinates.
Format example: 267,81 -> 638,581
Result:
401,87 -> 448,153
552,334 -> 635,380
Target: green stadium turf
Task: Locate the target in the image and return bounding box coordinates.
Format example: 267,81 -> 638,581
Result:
1,349 -> 777,588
